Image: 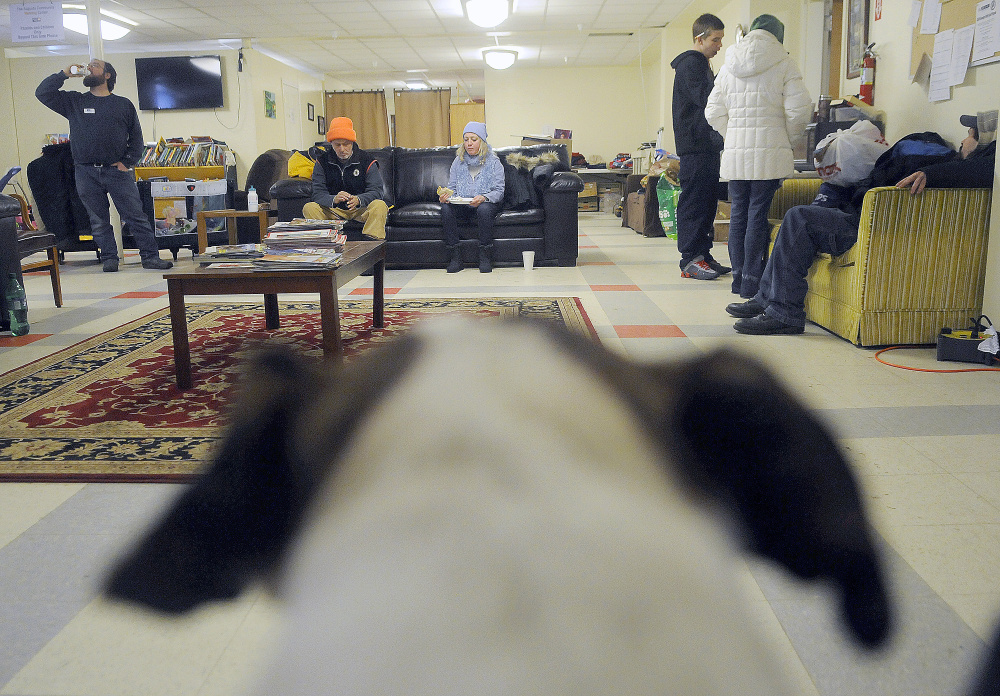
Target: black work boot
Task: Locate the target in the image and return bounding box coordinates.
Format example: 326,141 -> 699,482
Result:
478,244 -> 493,273
446,245 -> 463,273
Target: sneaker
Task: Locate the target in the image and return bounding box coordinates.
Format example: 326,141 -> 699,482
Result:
726,298 -> 766,318
141,258 -> 173,270
102,258 -> 119,273
705,257 -> 732,275
734,313 -> 804,335
680,256 -> 720,280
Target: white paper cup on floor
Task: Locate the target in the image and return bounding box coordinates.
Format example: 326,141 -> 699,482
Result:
522,250 -> 535,270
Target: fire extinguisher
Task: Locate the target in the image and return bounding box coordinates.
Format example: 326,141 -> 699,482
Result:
859,43 -> 876,106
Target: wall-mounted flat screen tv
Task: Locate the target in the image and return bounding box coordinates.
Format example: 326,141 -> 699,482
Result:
135,55 -> 224,111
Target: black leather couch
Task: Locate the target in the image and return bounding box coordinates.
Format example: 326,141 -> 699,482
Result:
269,143 -> 584,268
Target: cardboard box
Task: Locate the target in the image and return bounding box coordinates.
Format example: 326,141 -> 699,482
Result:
579,181 -> 598,197
578,199 -> 599,212
714,201 -> 731,242
626,192 -> 646,233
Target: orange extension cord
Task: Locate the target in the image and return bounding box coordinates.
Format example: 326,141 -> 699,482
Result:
874,346 -> 1000,372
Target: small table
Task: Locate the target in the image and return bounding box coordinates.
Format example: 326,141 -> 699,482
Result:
196,207 -> 270,253
164,240 -> 386,389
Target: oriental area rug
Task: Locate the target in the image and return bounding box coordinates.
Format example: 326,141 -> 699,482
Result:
0,297 -> 594,483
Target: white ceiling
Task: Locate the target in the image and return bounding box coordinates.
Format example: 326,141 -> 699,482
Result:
1,0 -> 690,98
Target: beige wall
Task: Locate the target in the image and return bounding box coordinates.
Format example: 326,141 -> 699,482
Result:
485,65 -> 655,163
5,47 -> 322,197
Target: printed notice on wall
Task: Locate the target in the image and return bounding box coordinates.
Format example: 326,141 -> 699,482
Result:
929,29 -> 954,101
921,0 -> 943,34
973,0 -> 999,63
9,2 -> 63,42
950,25 -> 976,84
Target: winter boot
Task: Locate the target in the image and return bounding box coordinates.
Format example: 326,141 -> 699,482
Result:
479,244 -> 493,273
446,245 -> 463,273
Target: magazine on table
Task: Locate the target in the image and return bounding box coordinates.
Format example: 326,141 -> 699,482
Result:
263,228 -> 347,250
202,244 -> 266,259
251,250 -> 343,270
266,218 -> 347,232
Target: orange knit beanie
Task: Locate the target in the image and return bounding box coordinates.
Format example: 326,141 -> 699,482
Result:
326,116 -> 357,143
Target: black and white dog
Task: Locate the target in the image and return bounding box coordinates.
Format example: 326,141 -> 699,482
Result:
105,318 -> 892,695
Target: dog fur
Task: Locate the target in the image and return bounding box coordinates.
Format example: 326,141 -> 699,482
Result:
104,318 -> 892,695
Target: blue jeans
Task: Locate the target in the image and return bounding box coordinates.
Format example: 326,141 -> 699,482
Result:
754,205 -> 859,327
441,201 -> 499,247
74,165 -> 160,263
727,179 -> 781,298
676,151 -> 721,269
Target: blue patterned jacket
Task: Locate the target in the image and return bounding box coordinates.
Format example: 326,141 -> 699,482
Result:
447,147 -> 505,204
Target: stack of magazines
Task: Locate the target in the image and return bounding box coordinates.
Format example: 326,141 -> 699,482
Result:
263,226 -> 347,251
201,241 -> 343,271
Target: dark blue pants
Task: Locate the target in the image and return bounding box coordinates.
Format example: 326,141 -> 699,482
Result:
441,201 -> 499,247
754,205 -> 859,327
676,151 -> 721,269
728,179 -> 781,298
74,165 -> 160,263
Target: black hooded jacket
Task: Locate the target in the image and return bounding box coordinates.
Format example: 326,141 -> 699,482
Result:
670,50 -> 724,156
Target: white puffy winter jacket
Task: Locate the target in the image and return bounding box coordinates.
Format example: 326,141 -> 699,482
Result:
705,30 -> 813,181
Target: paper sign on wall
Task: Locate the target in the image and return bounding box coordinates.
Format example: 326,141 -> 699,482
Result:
9,2 -> 63,43
973,0 -> 999,63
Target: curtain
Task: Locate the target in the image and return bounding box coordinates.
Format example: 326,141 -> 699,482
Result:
394,88 -> 451,148
323,91 -> 390,148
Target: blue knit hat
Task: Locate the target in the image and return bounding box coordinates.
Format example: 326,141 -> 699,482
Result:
463,121 -> 488,141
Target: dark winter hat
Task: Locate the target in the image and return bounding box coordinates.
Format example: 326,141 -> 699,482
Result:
962,110 -> 997,147
750,14 -> 785,43
102,61 -> 117,91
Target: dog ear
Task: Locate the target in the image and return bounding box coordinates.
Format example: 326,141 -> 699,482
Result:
658,348 -> 892,649
103,336 -> 421,614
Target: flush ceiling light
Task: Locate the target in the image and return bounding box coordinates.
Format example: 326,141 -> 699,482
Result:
483,48 -> 517,69
405,79 -> 429,90
466,0 -> 509,28
62,5 -> 136,41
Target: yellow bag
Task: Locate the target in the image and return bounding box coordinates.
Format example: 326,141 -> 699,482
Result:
287,150 -> 315,179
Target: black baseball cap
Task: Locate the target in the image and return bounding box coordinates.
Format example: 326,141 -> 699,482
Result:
960,114 -> 979,137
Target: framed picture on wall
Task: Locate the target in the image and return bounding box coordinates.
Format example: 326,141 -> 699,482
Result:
846,0 -> 870,78
317,115 -> 326,136
307,103 -> 315,121
264,90 -> 277,119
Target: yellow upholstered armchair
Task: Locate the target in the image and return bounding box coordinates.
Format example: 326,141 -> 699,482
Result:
768,177 -> 992,346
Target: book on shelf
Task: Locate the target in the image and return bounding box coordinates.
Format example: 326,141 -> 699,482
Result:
137,136 -> 230,168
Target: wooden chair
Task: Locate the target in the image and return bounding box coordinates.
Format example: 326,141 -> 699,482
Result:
10,193 -> 62,307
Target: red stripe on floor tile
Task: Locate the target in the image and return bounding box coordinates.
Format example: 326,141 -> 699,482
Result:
590,284 -> 641,291
114,291 -> 168,298
615,325 -> 687,338
0,333 -> 52,346
350,287 -> 402,295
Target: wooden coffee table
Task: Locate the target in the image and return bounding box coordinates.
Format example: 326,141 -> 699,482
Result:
164,240 -> 385,389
